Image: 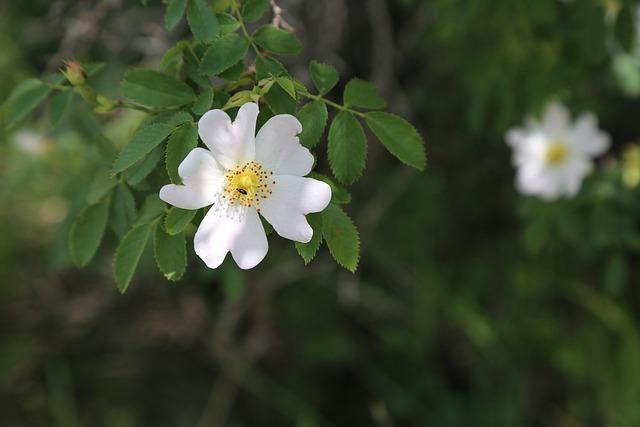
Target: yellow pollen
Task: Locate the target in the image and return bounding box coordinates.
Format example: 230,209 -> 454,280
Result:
546,141 -> 569,166
223,161 -> 273,208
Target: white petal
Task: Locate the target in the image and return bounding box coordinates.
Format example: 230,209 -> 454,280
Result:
570,113 -> 610,157
194,206 -> 268,270
542,102 -> 571,137
160,184 -> 218,210
506,127 -> 527,148
255,114 -> 314,176
159,148 -> 224,209
260,176 -> 331,243
198,103 -> 259,170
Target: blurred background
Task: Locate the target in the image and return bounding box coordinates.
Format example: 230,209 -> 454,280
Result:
3,0 -> 640,426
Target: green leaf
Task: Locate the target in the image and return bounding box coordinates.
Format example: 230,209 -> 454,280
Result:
123,145 -> 164,186
265,83 -> 297,115
154,224 -> 187,281
48,90 -> 73,126
365,111 -> 426,170
343,78 -> 386,109
218,60 -> 245,81
187,0 -> 219,43
165,207 -> 197,235
147,110 -> 193,128
121,68 -> 196,108
616,6 -> 635,53
192,87 -> 214,115
328,111 -> 367,185
295,213 -> 323,264
135,194 -> 167,226
276,76 -> 297,99
255,56 -> 287,80
165,0 -> 187,30
110,184 -> 137,238
321,204 -> 359,272
69,198 -> 110,267
252,25 -> 301,55
242,0 -> 269,22
199,33 -> 249,76
87,168 -> 118,204
114,223 -> 152,293
309,61 -> 339,95
165,121 -> 198,184
2,79 -> 51,127
113,123 -> 174,174
297,101 -> 328,148
217,13 -> 240,34
308,172 -> 351,204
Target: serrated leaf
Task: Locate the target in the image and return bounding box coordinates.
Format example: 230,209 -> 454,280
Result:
253,25 -> 301,55
165,0 -> 187,30
308,172 -> 351,204
309,61 -> 339,95
110,184 -> 137,238
123,145 -> 163,186
255,55 -> 287,80
114,223 -> 152,293
48,90 -> 73,126
218,13 -> 240,34
135,194 -> 167,226
328,111 -> 367,185
69,198 -> 110,267
165,207 -> 197,235
321,204 -> 359,272
199,33 -> 249,76
297,101 -> 328,148
295,213 -> 323,264
343,78 -> 386,109
265,83 -> 296,115
2,79 -> 51,127
192,87 -> 214,115
277,76 -> 297,100
113,123 -> 174,174
121,68 -> 196,108
165,121 -> 198,184
147,110 -> 193,128
242,0 -> 269,22
218,60 -> 245,81
187,0 -> 219,43
154,225 -> 187,281
87,168 -> 118,204
365,111 -> 426,170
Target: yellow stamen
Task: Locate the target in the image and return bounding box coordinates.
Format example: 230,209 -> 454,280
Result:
546,141 -> 569,166
223,161 -> 273,208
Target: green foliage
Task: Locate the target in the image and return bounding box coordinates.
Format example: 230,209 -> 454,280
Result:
186,0 -> 219,43
344,78 -> 386,109
87,169 -> 118,204
112,123 -> 175,173
328,111 -> 367,184
121,69 -> 196,108
69,198 -> 110,267
309,61 -> 339,95
114,223 -> 152,293
295,213 -> 323,264
48,90 -> 73,126
164,0 -> 187,30
191,87 -> 214,115
165,207 -> 197,235
321,203 -> 359,272
242,0 -> 269,22
199,33 -> 249,75
153,224 -> 187,281
165,121 -> 198,184
366,111 -> 426,171
253,25 -> 302,55
297,101 -> 328,148
110,184 -> 137,238
2,79 -> 51,127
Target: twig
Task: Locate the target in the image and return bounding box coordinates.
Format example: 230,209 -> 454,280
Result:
270,0 -> 295,32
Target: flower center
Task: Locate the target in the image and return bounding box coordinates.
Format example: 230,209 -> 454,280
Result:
223,161 -> 273,208
546,141 -> 569,166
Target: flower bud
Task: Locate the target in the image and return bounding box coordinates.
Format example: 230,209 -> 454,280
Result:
62,60 -> 86,86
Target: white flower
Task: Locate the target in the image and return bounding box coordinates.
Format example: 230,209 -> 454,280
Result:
159,103 -> 332,269
506,102 -> 610,200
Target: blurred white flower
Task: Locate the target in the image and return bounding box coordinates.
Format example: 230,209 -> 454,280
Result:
506,102 -> 610,200
11,129 -> 48,155
160,103 -> 332,270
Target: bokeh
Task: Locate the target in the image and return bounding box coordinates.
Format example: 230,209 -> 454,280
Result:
2,0 -> 640,426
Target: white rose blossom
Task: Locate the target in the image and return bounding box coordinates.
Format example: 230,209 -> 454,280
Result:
506,102 -> 611,200
159,103 -> 332,269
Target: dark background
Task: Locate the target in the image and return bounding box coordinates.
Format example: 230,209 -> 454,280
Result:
2,0 -> 640,426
